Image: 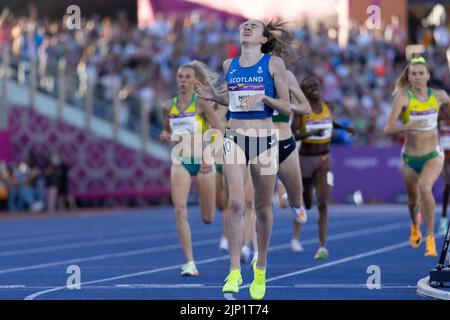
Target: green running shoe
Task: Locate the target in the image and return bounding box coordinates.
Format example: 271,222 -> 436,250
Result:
222,269 -> 242,293
249,261 -> 266,300
314,247 -> 329,260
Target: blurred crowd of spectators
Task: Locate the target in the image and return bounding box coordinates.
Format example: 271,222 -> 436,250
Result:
1,8 -> 450,146
0,151 -> 76,213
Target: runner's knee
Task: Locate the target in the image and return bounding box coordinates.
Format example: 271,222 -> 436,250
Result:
175,205 -> 188,222
254,206 -> 272,222
228,199 -> 245,217
418,183 -> 433,200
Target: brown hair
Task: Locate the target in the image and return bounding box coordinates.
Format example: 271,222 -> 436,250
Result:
260,19 -> 296,62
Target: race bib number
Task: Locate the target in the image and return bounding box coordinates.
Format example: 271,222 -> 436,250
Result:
228,83 -> 265,112
410,110 -> 437,131
305,120 -> 333,140
169,114 -> 197,135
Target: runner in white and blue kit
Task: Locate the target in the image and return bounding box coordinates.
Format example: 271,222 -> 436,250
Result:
227,55 -> 275,119
196,19 -> 292,300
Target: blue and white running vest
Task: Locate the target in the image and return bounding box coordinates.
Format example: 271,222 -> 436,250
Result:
226,54 -> 276,119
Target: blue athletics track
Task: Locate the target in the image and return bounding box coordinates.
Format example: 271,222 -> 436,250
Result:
0,204 -> 446,300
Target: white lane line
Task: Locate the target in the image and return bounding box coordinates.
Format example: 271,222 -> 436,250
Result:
1,206 -> 281,246
0,217 -> 197,247
0,214 -> 275,247
0,239 -> 218,275
115,284 -> 207,288
268,221 -> 408,251
24,255 -> 231,300
0,225 -> 173,247
23,220 -> 409,300
0,209 -> 215,242
0,284 -> 417,290
0,226 -> 224,256
0,204 -> 406,243
0,208 -> 230,241
241,236 -> 442,289
0,207 -> 392,245
111,284 -> 416,289
14,219 -> 405,276
0,214 -> 402,256
240,242 -> 410,289
0,218 -> 158,241
0,216 -> 405,273
293,284 -> 416,289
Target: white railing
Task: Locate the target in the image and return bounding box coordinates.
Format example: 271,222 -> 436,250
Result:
0,48 -> 163,155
